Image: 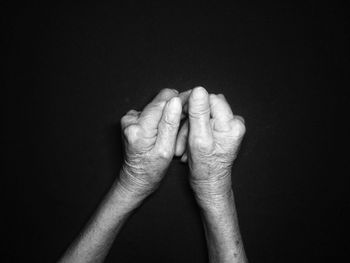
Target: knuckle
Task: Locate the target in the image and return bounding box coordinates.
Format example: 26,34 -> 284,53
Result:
231,118 -> 246,137
123,124 -> 140,143
188,107 -> 210,118
120,115 -> 129,125
190,137 -> 213,152
162,115 -> 177,127
121,110 -> 138,126
157,148 -> 172,159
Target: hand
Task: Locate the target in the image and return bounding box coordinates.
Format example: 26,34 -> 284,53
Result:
119,89 -> 182,198
177,87 -> 246,204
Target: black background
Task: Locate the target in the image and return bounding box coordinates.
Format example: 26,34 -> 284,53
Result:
3,1 -> 347,262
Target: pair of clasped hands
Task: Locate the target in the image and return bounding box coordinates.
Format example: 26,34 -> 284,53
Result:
58,86 -> 248,263
119,86 -> 246,203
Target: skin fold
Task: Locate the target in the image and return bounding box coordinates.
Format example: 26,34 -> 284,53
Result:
58,87 -> 248,263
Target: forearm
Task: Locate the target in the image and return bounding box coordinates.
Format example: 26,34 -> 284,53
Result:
195,186 -> 248,263
58,169 -> 145,263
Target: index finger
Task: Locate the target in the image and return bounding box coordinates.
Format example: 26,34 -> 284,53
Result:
209,94 -> 234,132
178,89 -> 191,119
178,89 -> 192,106
138,88 -> 179,132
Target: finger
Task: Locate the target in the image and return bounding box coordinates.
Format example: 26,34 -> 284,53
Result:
154,97 -> 182,156
179,89 -> 191,120
151,88 -> 179,104
188,86 -> 212,138
120,110 -> 140,129
235,115 -> 245,124
179,89 -> 192,107
126,109 -> 140,116
175,120 -> 189,156
209,93 -> 234,132
179,89 -> 191,119
138,89 -> 179,131
180,151 -> 188,162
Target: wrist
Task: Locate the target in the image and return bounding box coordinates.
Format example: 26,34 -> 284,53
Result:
195,189 -> 234,210
118,164 -> 158,200
190,172 -> 233,209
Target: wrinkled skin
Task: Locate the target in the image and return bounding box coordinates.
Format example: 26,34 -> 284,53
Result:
119,88 -> 182,197
175,87 -> 246,203
120,87 -> 246,201
58,87 -> 247,263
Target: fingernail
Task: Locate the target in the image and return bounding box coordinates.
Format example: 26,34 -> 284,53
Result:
191,86 -> 208,100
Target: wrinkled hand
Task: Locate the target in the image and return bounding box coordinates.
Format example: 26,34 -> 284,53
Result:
120,89 -> 182,198
176,87 -> 246,203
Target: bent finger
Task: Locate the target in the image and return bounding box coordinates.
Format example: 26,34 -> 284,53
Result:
209,94 -> 234,132
139,89 -> 178,131
121,110 -> 140,129
154,97 -> 182,156
175,120 -> 189,156
180,151 -> 188,162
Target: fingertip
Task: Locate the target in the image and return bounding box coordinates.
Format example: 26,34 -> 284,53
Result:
164,97 -> 182,125
189,87 -> 210,114
188,87 -> 211,136
209,93 -> 218,103
179,89 -> 192,96
180,153 -> 188,162
156,88 -> 179,102
175,142 -> 185,156
175,121 -> 188,156
161,88 -> 177,94
175,145 -> 181,156
179,89 -> 192,105
168,96 -> 182,113
191,86 -> 208,100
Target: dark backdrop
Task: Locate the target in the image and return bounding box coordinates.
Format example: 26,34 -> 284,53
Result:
3,1 -> 347,262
